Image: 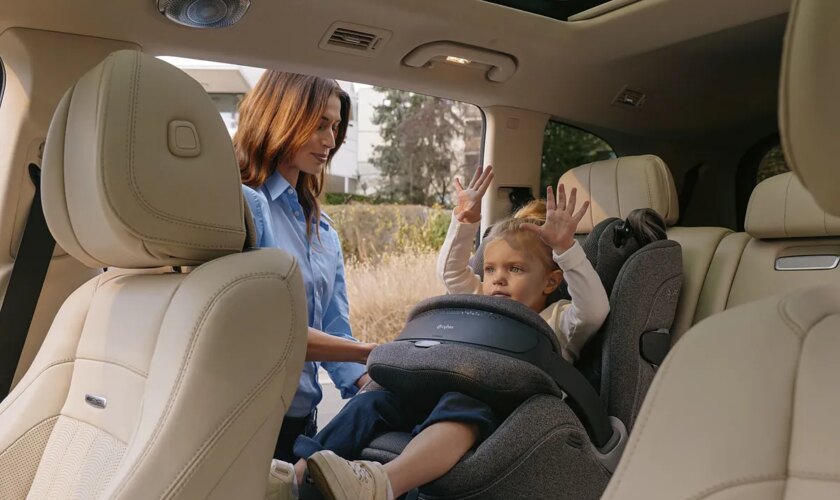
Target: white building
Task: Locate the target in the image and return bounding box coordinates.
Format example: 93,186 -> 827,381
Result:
164,57 -> 482,197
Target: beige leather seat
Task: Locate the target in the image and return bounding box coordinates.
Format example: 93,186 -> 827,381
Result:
0,50 -> 307,499
692,171 -> 840,326
560,154 -> 733,340
603,1 -> 840,498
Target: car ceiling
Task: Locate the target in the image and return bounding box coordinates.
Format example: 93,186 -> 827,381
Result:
1,0 -> 790,138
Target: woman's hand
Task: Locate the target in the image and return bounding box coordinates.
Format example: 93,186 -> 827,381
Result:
522,181 -> 589,254
305,328 -> 378,363
453,165 -> 494,224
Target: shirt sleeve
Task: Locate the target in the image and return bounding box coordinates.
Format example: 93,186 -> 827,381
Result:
241,185 -> 276,248
436,213 -> 483,294
320,233 -> 366,398
551,241 -> 610,361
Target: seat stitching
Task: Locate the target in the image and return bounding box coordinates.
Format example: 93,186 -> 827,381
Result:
0,415 -> 60,458
789,470 -> 840,482
720,234 -> 749,311
98,54 -> 244,251
112,272 -> 296,498
684,474 -> 786,500
783,174 -> 792,237
74,357 -> 148,378
0,360 -> 75,416
205,394 -> 290,496
0,275 -> 102,416
105,269 -> 298,498
124,53 -> 242,232
642,159 -> 653,215
162,275 -> 301,498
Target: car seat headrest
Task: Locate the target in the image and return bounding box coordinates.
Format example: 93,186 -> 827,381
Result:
559,155 -> 679,234
745,172 -> 840,239
41,50 -> 248,268
780,0 -> 840,217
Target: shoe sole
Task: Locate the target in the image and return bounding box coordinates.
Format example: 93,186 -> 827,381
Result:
307,455 -> 341,500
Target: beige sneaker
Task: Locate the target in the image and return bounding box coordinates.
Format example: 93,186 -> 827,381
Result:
307,450 -> 391,500
266,459 -> 298,500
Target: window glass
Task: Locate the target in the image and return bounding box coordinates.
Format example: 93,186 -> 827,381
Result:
482,0 -> 614,21
540,121 -> 615,193
165,56 -> 482,350
209,93 -> 244,136
756,144 -> 790,184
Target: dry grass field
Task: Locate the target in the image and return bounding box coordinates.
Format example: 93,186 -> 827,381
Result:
323,204 -> 451,344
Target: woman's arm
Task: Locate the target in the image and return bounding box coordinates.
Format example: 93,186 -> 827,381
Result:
320,240 -> 370,398
306,327 -> 375,363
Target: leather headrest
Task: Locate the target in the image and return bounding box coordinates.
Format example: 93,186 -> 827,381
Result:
558,155 -> 679,234
745,172 -> 840,239
779,0 -> 840,216
42,50 -> 247,268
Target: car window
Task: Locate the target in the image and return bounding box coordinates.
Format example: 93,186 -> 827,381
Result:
540,120 -> 615,194
756,144 -> 789,184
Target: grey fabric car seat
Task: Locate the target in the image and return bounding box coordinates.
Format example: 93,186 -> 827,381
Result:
602,2 -> 840,498
0,51 -> 307,499
358,216 -> 682,499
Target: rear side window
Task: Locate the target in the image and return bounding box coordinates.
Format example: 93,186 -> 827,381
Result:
540,121 -> 614,193
756,144 -> 789,184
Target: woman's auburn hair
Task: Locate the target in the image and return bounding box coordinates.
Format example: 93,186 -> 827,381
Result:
234,71 -> 351,240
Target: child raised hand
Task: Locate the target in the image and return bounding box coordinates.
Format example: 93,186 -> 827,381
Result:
453,165 -> 494,224
522,181 -> 590,254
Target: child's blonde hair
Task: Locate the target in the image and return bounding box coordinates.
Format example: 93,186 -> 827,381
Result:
513,199 -> 547,221
485,217 -> 558,273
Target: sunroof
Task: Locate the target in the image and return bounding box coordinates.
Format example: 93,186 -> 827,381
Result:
483,0 -> 627,21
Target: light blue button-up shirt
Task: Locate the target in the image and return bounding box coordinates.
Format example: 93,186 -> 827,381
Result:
242,172 -> 365,418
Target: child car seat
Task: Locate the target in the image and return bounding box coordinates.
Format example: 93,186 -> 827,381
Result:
355,217 -> 682,499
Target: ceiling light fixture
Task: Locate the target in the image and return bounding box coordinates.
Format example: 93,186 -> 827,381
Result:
445,56 -> 472,65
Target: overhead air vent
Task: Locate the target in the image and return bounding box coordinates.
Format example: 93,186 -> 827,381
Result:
613,86 -> 646,108
319,22 -> 392,57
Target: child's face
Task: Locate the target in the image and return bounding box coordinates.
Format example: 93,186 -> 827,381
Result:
482,239 -> 562,313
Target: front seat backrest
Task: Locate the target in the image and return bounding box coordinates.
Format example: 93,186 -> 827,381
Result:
0,50 -> 307,500
603,2 -> 840,498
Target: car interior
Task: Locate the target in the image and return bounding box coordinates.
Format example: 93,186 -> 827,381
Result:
1,0 -> 839,498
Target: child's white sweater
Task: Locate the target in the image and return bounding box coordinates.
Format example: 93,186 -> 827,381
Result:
436,214 -> 610,362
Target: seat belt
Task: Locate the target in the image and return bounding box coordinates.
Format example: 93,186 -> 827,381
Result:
0,164 -> 56,399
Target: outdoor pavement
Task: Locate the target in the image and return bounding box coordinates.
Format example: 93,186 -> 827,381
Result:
316,368 -> 349,429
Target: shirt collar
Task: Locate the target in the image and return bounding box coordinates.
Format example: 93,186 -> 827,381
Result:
265,171 -> 295,201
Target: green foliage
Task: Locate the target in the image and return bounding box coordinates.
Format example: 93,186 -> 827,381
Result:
540,122 -> 615,192
324,192 -> 382,205
369,88 -> 465,205
323,204 -> 451,263
756,145 -> 790,184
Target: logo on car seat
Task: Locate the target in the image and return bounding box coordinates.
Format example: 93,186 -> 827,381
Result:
85,394 -> 107,409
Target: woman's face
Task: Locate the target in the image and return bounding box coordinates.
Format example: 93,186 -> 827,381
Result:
291,93 -> 342,176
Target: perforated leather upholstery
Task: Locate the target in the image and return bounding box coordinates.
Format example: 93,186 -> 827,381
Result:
0,50 -> 307,500
604,2 -> 840,498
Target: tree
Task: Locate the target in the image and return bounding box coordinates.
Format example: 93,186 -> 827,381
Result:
370,88 -> 465,205
540,122 -> 615,193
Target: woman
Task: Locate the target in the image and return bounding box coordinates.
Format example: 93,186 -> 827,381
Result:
235,71 -> 372,462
